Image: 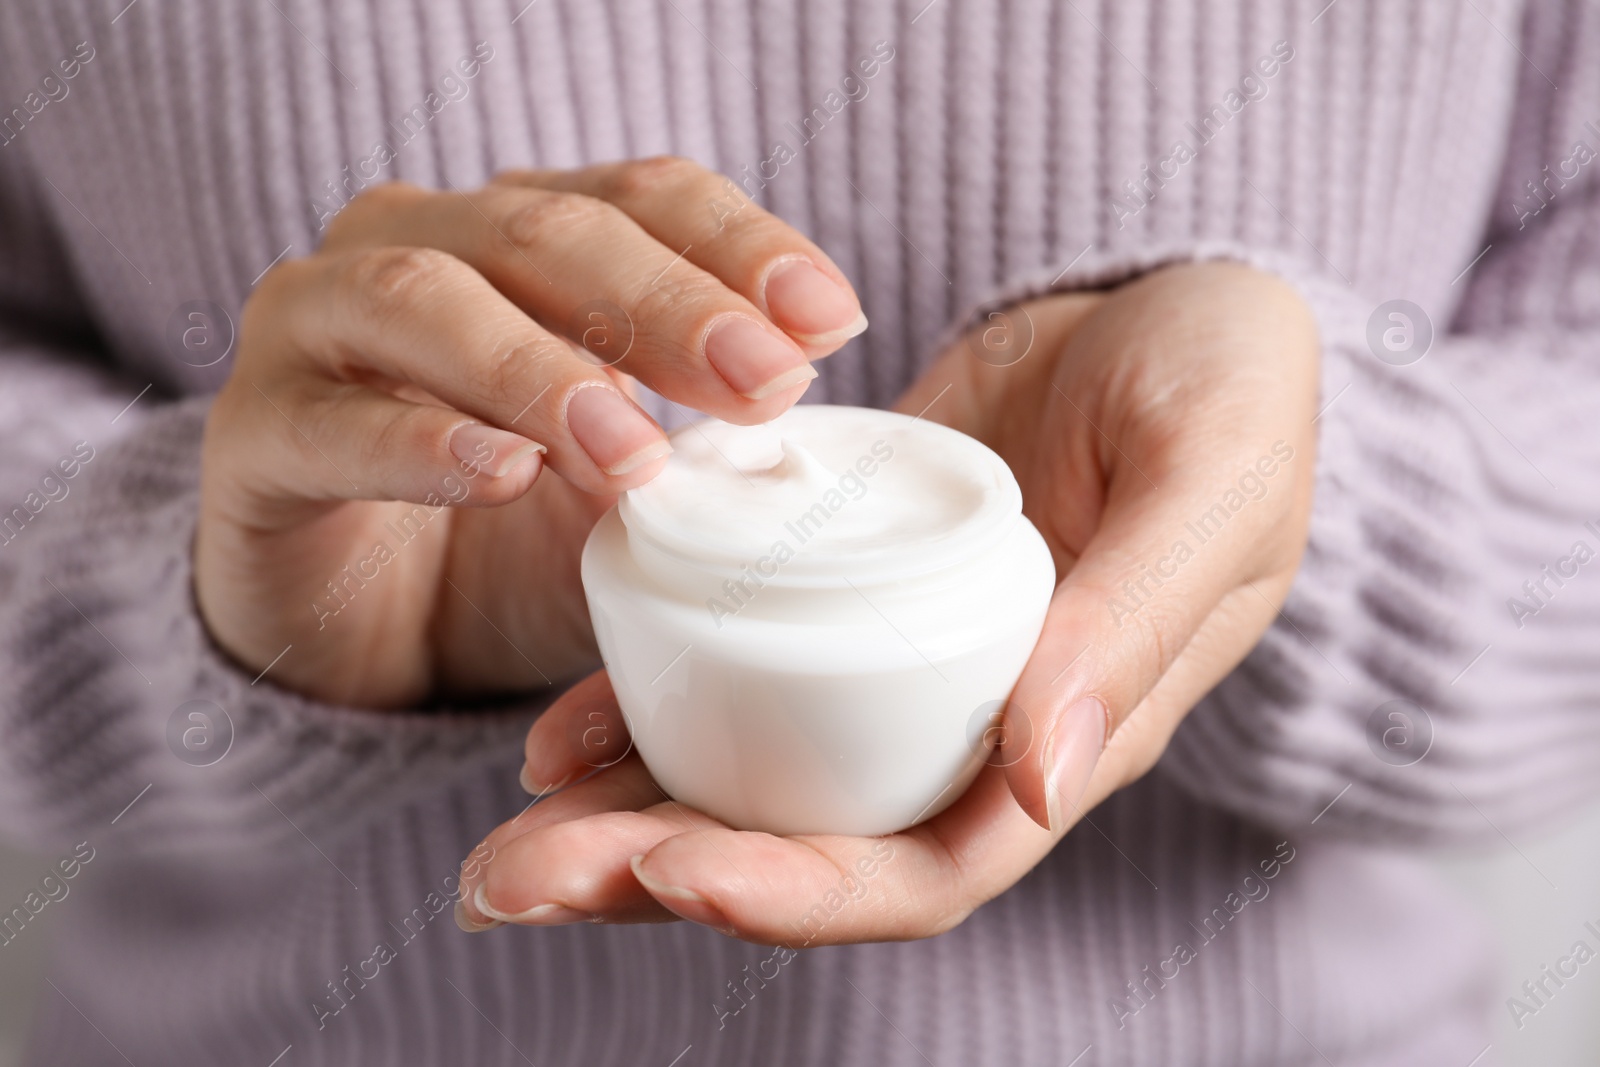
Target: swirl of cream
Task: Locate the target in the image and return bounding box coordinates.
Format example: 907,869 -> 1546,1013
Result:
618,405 -> 1020,586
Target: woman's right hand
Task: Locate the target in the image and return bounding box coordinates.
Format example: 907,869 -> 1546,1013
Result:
196,159 -> 866,708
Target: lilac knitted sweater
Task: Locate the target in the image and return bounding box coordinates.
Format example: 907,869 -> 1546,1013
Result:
2,1 -> 1599,1064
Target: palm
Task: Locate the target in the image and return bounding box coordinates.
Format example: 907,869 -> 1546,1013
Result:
200,451 -> 608,707
431,480 -> 613,693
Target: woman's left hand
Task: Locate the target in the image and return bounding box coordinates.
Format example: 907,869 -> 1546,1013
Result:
456,261 -> 1320,941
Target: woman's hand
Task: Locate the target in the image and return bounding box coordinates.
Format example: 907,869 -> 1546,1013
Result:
456,261 -> 1319,942
196,159 -> 867,707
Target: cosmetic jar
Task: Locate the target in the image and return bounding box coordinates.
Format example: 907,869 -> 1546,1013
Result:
580,404 -> 1055,836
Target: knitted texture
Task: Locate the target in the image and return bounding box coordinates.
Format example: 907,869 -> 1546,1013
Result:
1,0 -> 1596,1063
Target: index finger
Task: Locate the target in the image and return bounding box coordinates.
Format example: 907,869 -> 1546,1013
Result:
496,158 -> 868,352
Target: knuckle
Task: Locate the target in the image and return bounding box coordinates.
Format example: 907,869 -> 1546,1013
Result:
533,822 -> 604,883
488,167 -> 537,187
500,190 -> 615,249
1091,572 -> 1176,674
537,820 -> 588,853
602,155 -> 706,201
481,335 -> 562,403
1134,600 -> 1179,677
343,246 -> 469,316
280,385 -> 340,462
363,401 -> 437,470
631,269 -> 727,334
323,181 -> 427,243
703,201 -> 777,249
1120,588 -> 1184,687
356,180 -> 428,208
240,255 -> 314,335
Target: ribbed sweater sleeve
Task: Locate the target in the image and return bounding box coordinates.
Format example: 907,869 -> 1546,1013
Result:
0,394 -> 542,856
0,161 -> 536,857
946,0 -> 1600,844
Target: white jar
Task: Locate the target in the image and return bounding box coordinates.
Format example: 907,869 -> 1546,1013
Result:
580,404 -> 1055,836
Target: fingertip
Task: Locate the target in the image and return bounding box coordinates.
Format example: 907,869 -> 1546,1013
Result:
1004,758 -> 1054,832
453,862 -> 502,931
600,441 -> 672,481
443,424 -> 547,506
521,766 -> 578,800
994,696 -> 1052,830
448,422 -> 547,478
473,450 -> 547,503
519,762 -> 576,797
709,372 -> 820,427
1041,696 -> 1109,834
565,384 -> 673,483
762,257 -> 863,341
740,360 -> 818,402
630,853 -> 736,934
454,898 -> 503,933
703,314 -> 814,402
790,309 -> 869,353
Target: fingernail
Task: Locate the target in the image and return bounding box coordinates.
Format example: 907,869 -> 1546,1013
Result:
763,258 -> 862,339
473,883 -> 592,926
1043,696 -> 1109,834
448,423 -> 546,478
630,855 -> 734,933
790,310 -> 869,349
518,765 -> 573,797
704,315 -> 816,401
454,899 -> 503,933
565,385 -> 673,476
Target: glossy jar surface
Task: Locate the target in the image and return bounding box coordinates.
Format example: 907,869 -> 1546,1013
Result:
580,405 -> 1055,836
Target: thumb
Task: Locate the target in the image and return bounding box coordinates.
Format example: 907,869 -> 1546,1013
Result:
999,437 -> 1301,831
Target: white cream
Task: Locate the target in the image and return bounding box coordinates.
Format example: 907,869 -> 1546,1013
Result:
581,404 -> 1056,836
